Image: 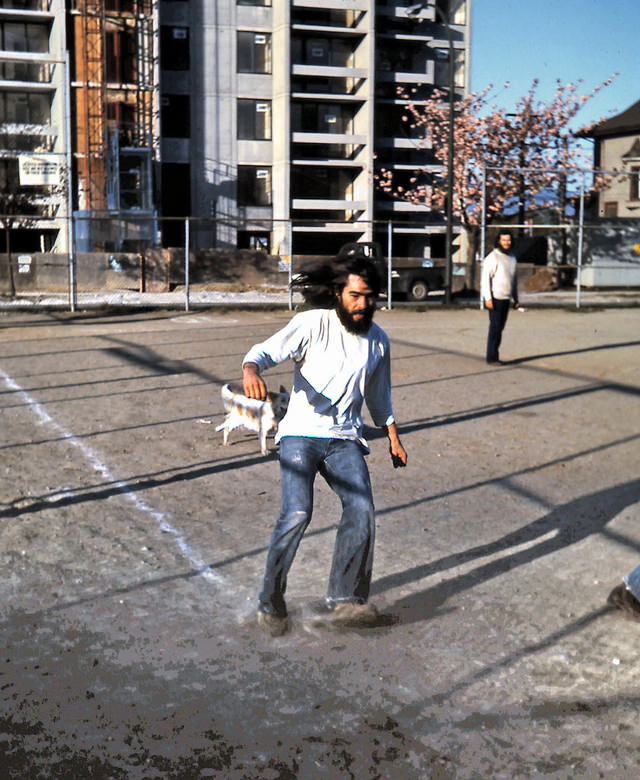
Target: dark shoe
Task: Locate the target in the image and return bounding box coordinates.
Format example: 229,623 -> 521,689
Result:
607,583 -> 640,621
257,610 -> 288,637
328,601 -> 380,628
486,360 -> 503,365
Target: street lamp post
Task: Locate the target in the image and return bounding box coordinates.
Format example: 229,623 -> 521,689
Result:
408,2 -> 455,304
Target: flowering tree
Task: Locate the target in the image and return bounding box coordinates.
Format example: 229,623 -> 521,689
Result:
377,76 -> 617,286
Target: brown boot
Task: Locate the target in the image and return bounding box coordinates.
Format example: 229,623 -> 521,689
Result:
607,583 -> 640,621
328,602 -> 380,628
257,610 -> 289,637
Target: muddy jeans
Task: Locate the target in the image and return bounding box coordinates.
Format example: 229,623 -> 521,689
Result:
258,436 -> 375,617
624,565 -> 640,600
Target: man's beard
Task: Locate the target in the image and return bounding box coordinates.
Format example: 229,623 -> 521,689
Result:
336,298 -> 375,335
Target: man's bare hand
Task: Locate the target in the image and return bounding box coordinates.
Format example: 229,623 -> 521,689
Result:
242,362 -> 267,401
484,298 -> 494,310
383,423 -> 407,468
390,440 -> 408,469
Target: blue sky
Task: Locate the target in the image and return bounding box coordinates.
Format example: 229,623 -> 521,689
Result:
470,0 -> 638,128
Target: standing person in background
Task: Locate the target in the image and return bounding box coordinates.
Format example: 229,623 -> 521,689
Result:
481,230 -> 520,365
242,250 -> 407,637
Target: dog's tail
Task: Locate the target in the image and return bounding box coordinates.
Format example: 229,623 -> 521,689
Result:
225,382 -> 245,397
220,382 -> 266,413
220,382 -> 246,406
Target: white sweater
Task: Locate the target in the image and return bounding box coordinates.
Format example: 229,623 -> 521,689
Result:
243,308 -> 395,450
481,248 -> 519,304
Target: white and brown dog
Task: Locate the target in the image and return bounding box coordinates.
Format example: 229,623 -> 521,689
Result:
216,382 -> 289,455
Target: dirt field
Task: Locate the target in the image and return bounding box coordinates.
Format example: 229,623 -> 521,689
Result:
1,305 -> 639,779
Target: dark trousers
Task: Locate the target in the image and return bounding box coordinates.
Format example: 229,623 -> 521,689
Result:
486,298 -> 510,362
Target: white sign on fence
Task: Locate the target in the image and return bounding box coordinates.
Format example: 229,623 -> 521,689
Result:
18,154 -> 60,186
18,255 -> 32,274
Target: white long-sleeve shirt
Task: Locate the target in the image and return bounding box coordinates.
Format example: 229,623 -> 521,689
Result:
481,248 -> 519,304
243,308 -> 395,450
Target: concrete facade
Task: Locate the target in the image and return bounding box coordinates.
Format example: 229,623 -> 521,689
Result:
158,0 -> 471,258
0,0 -> 70,252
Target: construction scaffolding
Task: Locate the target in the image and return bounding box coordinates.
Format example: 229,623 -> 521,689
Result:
70,0 -> 156,219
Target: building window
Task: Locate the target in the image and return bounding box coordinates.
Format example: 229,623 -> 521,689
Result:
0,91 -> 50,124
291,102 -> 354,134
0,21 -> 48,52
161,162 -> 191,247
435,49 -> 465,90
437,0 -> 468,25
630,166 -> 640,201
160,26 -> 190,71
238,0 -> 271,5
0,159 -> 19,191
291,167 -> 355,200
161,94 -> 191,138
237,231 -> 270,250
237,165 -> 271,206
603,202 -> 618,218
106,29 -> 136,84
291,37 -> 353,68
237,99 -> 271,140
237,31 -> 271,73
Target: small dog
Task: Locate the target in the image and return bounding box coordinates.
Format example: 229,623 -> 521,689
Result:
216,382 -> 289,455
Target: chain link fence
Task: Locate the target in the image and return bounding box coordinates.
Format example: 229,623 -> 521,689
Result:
1,168 -> 639,311
479,166 -> 640,306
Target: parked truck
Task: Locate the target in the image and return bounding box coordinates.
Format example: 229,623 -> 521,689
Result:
338,241 -> 445,301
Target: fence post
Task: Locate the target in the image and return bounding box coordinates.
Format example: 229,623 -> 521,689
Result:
480,162 -> 487,308
576,173 -> 585,310
64,50 -> 76,313
386,220 -> 392,310
287,219 -> 293,311
67,214 -> 76,313
184,217 -> 190,312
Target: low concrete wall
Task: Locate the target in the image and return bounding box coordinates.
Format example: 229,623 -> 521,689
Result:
0,248 -> 284,294
0,252 -> 144,293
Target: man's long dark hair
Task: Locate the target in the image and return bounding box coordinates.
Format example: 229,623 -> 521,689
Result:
290,245 -> 382,308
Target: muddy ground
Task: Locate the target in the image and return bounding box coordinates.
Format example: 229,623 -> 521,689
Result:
0,305 -> 639,779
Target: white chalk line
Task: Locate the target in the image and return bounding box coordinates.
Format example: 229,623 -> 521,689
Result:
1,366 -> 223,585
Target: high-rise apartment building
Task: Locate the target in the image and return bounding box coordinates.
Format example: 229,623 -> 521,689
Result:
0,0 -> 470,257
0,0 -> 70,252
159,0 -> 471,258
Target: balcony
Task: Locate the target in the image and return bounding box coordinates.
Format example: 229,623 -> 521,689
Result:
0,53 -> 55,85
376,59 -> 434,84
0,123 -> 56,152
292,0 -> 369,11
292,130 -> 366,146
292,63 -> 367,80
292,198 -> 366,211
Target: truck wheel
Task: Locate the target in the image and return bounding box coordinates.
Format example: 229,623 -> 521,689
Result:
408,279 -> 429,301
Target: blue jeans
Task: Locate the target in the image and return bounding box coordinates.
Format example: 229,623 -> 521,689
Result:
258,436 -> 375,617
624,565 -> 640,600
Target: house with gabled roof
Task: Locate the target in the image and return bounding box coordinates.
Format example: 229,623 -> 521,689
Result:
587,99 -> 640,217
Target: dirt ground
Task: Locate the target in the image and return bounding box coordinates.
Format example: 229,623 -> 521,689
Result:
1,304 -> 639,779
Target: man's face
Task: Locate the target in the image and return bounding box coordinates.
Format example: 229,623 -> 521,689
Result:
336,274 -> 376,335
498,233 -> 512,252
